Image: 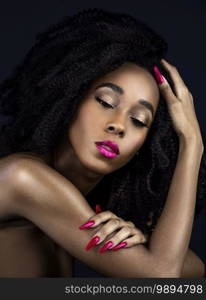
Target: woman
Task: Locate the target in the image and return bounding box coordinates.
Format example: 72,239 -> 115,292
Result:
0,8 -> 205,277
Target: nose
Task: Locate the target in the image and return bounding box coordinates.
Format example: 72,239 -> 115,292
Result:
105,123 -> 125,137
105,110 -> 127,137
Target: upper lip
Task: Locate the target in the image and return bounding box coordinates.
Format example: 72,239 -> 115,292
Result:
95,140 -> 120,154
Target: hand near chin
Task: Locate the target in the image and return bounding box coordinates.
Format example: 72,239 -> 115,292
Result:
153,59 -> 203,149
78,205 -> 148,253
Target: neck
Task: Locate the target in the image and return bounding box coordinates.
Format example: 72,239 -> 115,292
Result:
52,140 -> 104,196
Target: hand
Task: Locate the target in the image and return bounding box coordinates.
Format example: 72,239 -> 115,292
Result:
79,207 -> 148,253
153,60 -> 203,146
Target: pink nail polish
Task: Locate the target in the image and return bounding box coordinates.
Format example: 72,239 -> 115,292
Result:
95,204 -> 102,214
99,241 -> 114,253
85,236 -> 100,251
79,220 -> 95,229
153,66 -> 165,84
111,241 -> 127,251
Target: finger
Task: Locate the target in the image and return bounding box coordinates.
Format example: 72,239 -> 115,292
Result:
113,234 -> 147,251
161,59 -> 186,86
84,218 -> 132,251
95,204 -> 102,214
79,210 -> 118,229
113,232 -> 149,251
95,220 -> 144,246
109,226 -> 145,249
160,59 -> 188,98
153,68 -> 177,105
98,226 -> 135,253
125,221 -> 135,228
89,218 -> 122,246
97,226 -> 147,253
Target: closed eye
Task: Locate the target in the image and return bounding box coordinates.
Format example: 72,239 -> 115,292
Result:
131,117 -> 148,128
95,96 -> 148,128
95,96 -> 114,109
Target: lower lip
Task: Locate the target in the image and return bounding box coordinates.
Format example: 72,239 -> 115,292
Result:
95,144 -> 118,158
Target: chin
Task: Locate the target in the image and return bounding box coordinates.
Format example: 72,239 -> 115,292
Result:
80,155 -> 117,175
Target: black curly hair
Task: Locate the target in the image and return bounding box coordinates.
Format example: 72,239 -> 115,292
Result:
0,8 -> 205,236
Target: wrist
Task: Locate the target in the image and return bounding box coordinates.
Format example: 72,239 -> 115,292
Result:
179,135 -> 204,156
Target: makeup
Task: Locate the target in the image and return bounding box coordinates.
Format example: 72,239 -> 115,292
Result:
85,236 -> 100,251
95,204 -> 102,214
95,145 -> 117,158
95,140 -> 119,159
99,241 -> 114,253
111,241 -> 127,251
79,220 -> 95,229
153,66 -> 165,84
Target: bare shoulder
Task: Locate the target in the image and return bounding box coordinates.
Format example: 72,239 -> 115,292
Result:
0,152 -> 52,213
0,153 -> 31,193
0,151 -> 50,168
0,152 -> 52,182
0,153 -> 74,277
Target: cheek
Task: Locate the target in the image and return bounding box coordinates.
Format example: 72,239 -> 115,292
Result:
77,105 -> 97,134
69,102 -> 97,140
126,131 -> 148,154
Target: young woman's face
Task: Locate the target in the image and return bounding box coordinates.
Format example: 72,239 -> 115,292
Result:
68,62 -> 159,175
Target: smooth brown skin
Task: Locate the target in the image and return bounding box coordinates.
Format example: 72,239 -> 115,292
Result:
0,61 -> 204,277
51,62 -> 160,195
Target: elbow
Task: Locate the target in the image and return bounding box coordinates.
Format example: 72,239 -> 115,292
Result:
154,270 -> 181,278
140,269 -> 181,278
149,259 -> 182,278
151,267 -> 181,278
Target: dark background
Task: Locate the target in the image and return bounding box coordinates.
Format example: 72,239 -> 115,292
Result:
0,0 -> 205,277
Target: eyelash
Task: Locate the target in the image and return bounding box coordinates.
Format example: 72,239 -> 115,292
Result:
95,96 -> 148,128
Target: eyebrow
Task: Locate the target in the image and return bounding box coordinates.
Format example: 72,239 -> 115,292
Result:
95,82 -> 154,117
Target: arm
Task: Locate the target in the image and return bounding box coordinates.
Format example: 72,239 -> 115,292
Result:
1,155 -> 204,278
147,140 -> 204,276
7,141 -> 203,277
181,248 -> 205,278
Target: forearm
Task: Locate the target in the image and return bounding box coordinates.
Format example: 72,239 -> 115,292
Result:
7,151 -> 204,277
149,139 -> 204,275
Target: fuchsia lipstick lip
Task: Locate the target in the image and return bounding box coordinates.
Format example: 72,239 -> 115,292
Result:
95,140 -> 120,158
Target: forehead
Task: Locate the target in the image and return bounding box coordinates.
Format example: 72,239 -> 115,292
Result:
89,62 -> 160,113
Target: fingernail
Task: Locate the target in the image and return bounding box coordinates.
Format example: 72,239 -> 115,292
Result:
111,241 -> 127,251
99,241 -> 114,253
85,236 -> 100,251
79,220 -> 95,229
153,66 -> 165,84
95,204 -> 102,214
